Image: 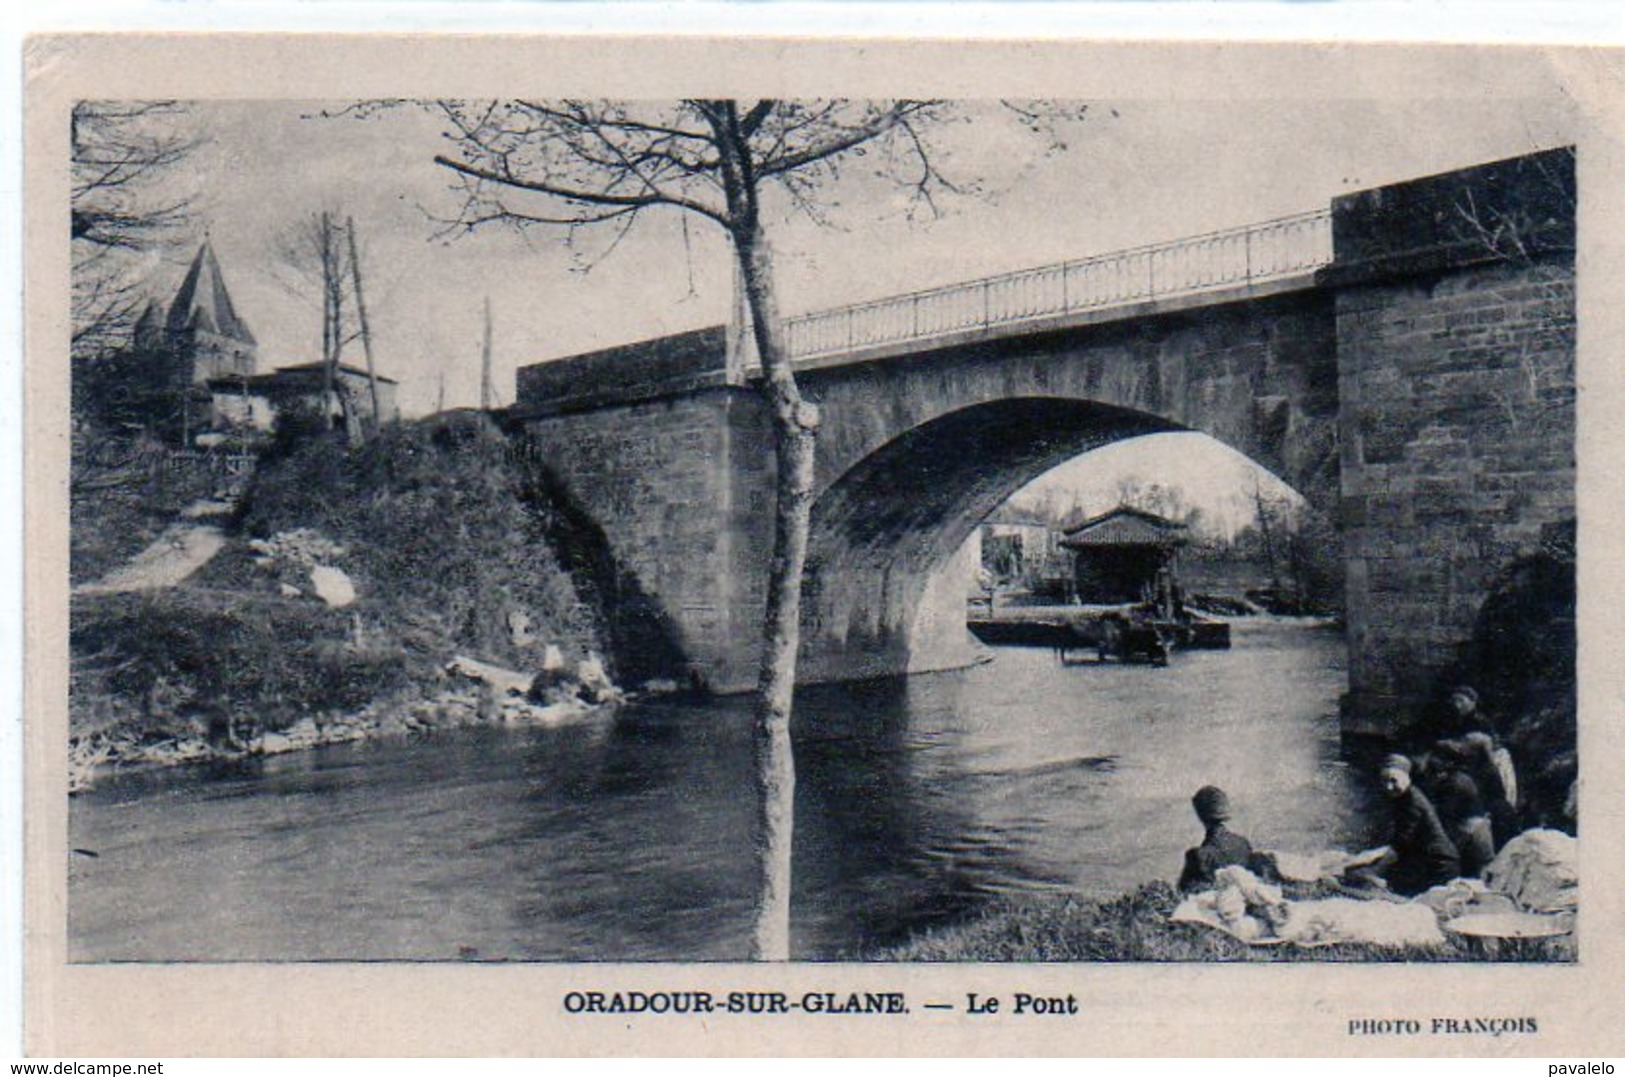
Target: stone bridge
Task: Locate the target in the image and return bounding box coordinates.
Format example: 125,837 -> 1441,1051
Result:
511,149 -> 1574,736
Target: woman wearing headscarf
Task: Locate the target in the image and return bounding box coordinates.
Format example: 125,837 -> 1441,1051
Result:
1353,754 -> 1462,897
1177,785 -> 1255,892
1434,731 -> 1520,852
1443,684 -> 1491,738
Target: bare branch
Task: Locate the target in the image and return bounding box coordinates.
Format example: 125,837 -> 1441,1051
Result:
433,151 -> 731,229
753,101 -> 942,178
391,95 -> 1102,963
70,100 -> 199,359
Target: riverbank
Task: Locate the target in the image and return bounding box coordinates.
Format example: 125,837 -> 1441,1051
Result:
65,620 -> 1391,961
868,882 -> 1576,963
68,671 -> 623,793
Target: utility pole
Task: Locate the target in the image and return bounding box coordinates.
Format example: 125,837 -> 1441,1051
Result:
346,216 -> 383,436
320,210 -> 339,429
479,296 -> 496,411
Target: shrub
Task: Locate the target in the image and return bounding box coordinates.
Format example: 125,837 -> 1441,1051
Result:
1456,519 -> 1576,830
235,413 -> 602,676
70,590 -> 409,742
70,412 -> 624,746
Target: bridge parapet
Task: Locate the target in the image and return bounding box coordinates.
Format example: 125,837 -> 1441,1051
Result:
516,210 -> 1334,414
515,325 -> 729,415
783,209 -> 1331,362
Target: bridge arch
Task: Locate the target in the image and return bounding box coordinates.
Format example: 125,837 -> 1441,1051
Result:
798,394 -> 1291,683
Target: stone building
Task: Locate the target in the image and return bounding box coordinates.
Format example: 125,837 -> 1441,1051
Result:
208,361 -> 399,444
977,507 -> 1062,584
131,239 -> 399,445
130,240 -> 259,442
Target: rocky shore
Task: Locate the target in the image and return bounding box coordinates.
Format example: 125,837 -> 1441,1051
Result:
68,653 -> 627,794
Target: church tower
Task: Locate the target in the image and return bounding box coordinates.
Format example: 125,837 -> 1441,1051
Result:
155,240 -> 257,442
165,240 -> 258,384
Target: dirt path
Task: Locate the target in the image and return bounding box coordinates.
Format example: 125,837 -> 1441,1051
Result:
75,500 -> 233,595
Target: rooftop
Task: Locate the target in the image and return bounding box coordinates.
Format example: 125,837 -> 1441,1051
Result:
1060,506 -> 1189,549
167,241 -> 256,345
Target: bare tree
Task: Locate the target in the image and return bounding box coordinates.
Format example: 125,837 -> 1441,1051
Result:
1114,477 -> 1198,526
423,99 -> 1082,959
70,101 -> 198,361
275,210 -> 383,438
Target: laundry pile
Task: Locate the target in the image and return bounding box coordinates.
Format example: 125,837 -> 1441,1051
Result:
1482,829 -> 1578,913
1171,865 -> 1445,948
1170,828 -> 1577,950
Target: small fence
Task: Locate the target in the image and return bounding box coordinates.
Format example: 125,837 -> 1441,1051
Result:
72,446 -> 259,506
156,449 -> 259,498
783,209 -> 1333,362
165,450 -> 259,481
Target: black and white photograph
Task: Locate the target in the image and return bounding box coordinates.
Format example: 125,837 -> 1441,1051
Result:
24,33 -> 1624,1056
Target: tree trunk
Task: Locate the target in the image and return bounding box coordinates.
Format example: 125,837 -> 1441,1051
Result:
737,218 -> 817,962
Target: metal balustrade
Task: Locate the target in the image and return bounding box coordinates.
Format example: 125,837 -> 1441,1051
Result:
781,209 -> 1332,363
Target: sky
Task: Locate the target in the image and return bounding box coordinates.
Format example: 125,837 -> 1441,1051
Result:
135,94 -> 1581,413
119,92 -> 1580,517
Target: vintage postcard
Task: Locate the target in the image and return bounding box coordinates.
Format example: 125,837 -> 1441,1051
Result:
23,33 -> 1625,1056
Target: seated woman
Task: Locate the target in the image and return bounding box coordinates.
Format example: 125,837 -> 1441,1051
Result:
1423,740 -> 1496,877
1458,730 -> 1520,846
1178,785 -> 1255,892
1349,754 -> 1462,897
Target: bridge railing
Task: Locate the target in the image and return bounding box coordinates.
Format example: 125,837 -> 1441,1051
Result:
782,209 -> 1333,362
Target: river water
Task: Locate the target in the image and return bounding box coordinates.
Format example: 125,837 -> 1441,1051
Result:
69,618 -> 1371,962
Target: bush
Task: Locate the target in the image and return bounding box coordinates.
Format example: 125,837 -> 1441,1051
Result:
234,413 -> 602,676
70,590 -> 409,743
1456,519 -> 1576,830
69,413 -> 620,747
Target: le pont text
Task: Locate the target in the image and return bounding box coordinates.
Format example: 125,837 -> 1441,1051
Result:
966,992 -> 1079,1016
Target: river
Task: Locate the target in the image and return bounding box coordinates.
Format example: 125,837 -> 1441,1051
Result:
69,618 -> 1372,962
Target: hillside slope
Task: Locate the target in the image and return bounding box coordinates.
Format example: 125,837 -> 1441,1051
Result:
70,414 -> 628,768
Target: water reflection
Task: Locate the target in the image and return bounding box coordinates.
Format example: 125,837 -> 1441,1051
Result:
69,619 -> 1358,962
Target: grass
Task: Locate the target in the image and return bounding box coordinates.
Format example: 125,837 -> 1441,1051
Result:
70,588 -> 410,742
70,413 -> 609,754
868,882 -> 1575,963
224,413 -> 600,675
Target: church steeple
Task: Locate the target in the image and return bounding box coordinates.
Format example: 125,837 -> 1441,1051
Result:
163,238 -> 257,387
167,240 -> 256,346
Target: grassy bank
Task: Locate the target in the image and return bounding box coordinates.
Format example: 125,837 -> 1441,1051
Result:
870,883 -> 1574,963
69,414 -> 621,780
